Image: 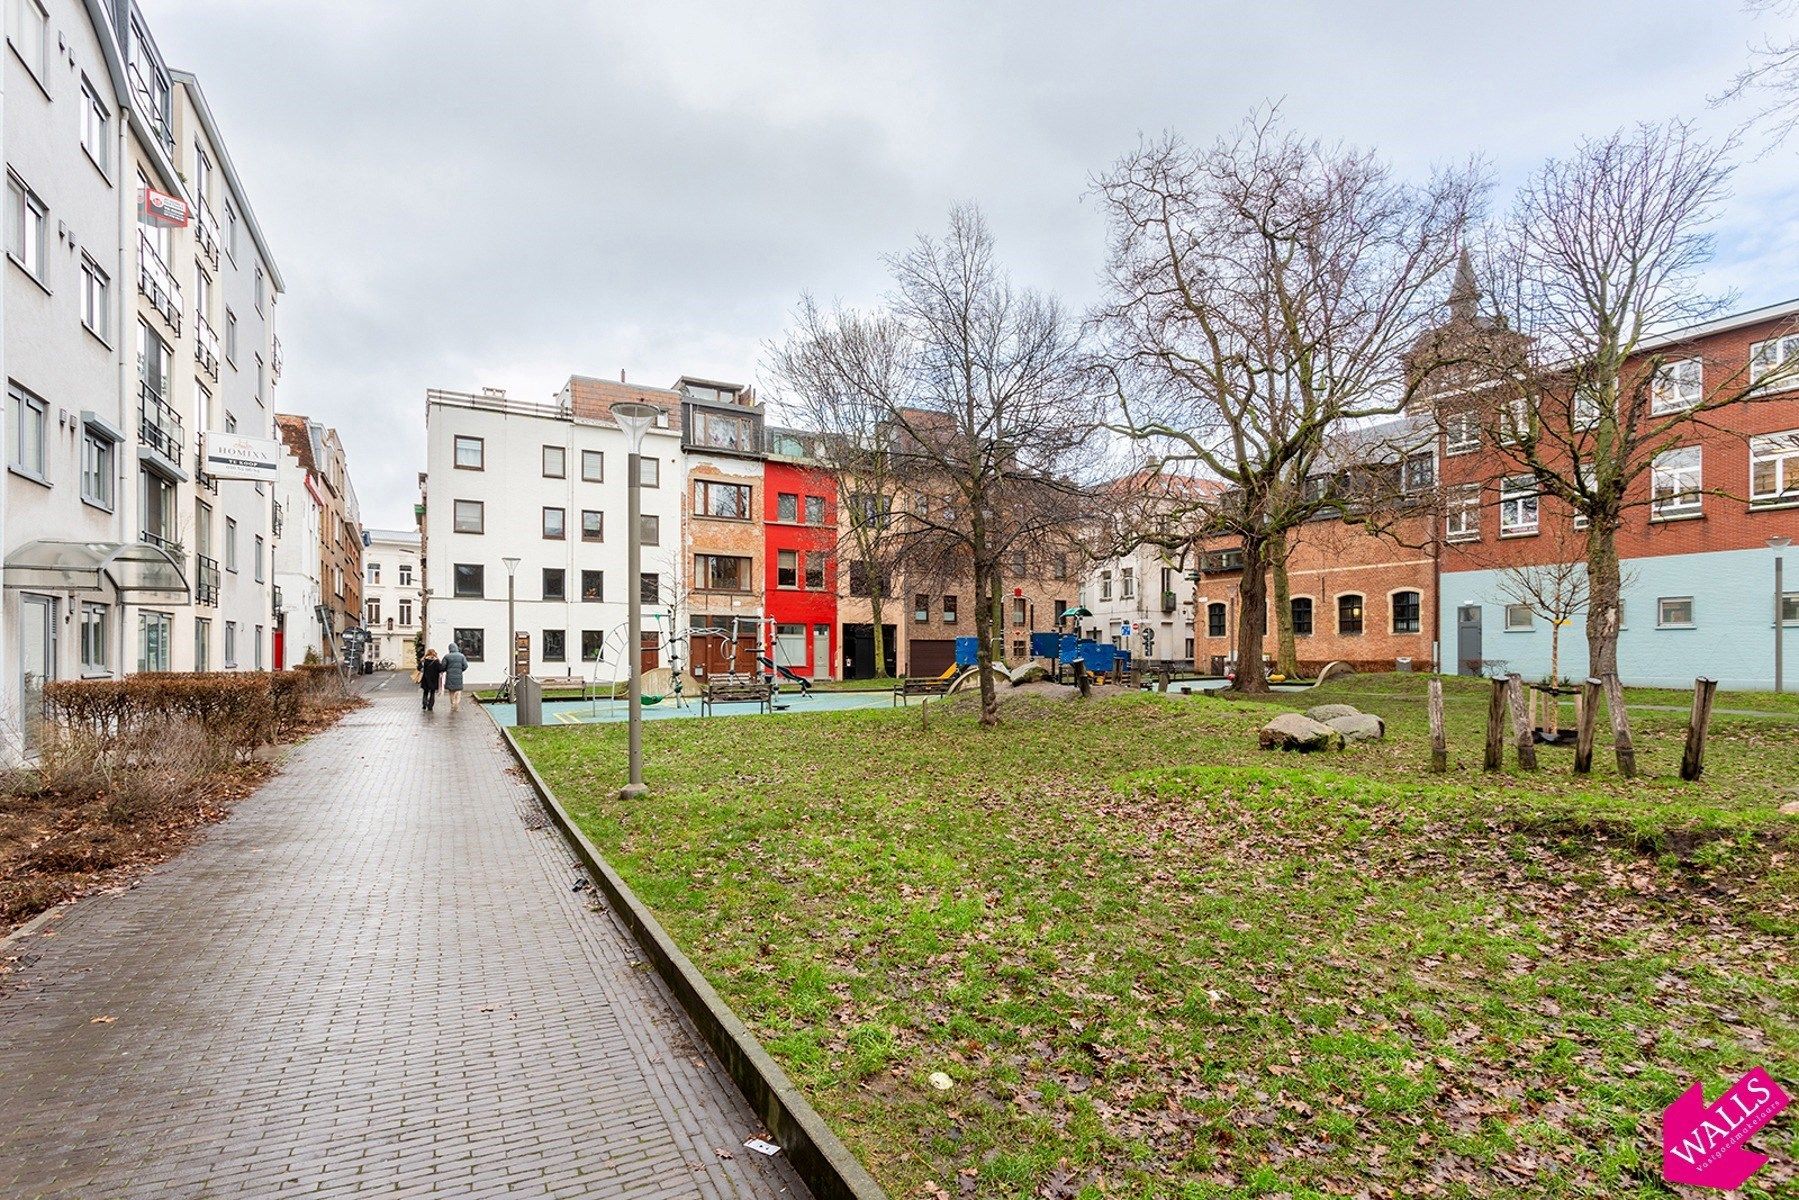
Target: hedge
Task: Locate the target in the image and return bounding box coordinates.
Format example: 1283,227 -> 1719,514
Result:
41,669 -> 342,759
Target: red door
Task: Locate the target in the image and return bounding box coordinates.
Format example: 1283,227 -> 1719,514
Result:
274,628 -> 286,669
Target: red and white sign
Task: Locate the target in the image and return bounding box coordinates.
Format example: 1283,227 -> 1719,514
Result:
138,186 -> 189,229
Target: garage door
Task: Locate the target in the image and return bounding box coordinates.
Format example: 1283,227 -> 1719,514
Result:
908,638 -> 955,679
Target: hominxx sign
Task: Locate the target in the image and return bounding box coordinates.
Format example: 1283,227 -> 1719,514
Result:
199,433 -> 280,484
138,186 -> 189,229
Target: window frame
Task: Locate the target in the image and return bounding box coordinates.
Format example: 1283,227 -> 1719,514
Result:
580,570 -> 603,602
1651,357 -> 1703,414
451,629 -> 485,662
541,444 -> 566,479
9,383 -> 48,482
453,563 -> 485,599
1749,430 -> 1799,508
581,509 -> 603,542
777,549 -> 799,589
1503,604 -> 1535,632
80,255 -> 111,341
453,498 -> 485,534
1656,596 -> 1695,629
9,0 -> 48,84
581,449 -> 603,482
1206,601 -> 1227,639
1750,334 -> 1799,390
1336,594 -> 1365,636
1650,446 -> 1703,518
1290,596 -> 1313,637
1443,410 -> 1480,455
80,602 -> 110,675
7,171 -> 47,283
692,478 -> 753,520
542,567 -> 566,602
81,425 -> 116,510
541,506 -> 566,540
640,514 -> 660,546
542,629 -> 567,663
1498,475 -> 1539,536
453,434 -> 485,471
693,553 -> 753,593
1390,589 -> 1422,634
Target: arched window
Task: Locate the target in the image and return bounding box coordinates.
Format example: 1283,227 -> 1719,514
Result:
1206,602 -> 1227,638
1391,590 -> 1421,633
1337,594 -> 1365,636
1290,597 -> 1313,637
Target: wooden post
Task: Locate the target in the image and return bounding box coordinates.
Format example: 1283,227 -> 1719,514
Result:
1574,677 -> 1601,774
1159,663 -> 1172,694
1603,673 -> 1636,779
1527,686 -> 1539,736
1073,659 -> 1090,698
1428,677 -> 1447,773
1680,677 -> 1718,782
1506,673 -> 1538,770
1484,677 -> 1507,772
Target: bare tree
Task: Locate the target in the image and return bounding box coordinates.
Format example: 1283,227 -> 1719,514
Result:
1456,120 -> 1799,679
1715,1 -> 1799,145
1495,560 -> 1589,690
766,206 -> 1102,724
1093,111 -> 1481,691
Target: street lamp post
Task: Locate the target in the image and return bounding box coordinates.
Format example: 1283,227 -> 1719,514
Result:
611,402 -> 660,800
1773,537 -> 1792,695
502,556 -> 521,698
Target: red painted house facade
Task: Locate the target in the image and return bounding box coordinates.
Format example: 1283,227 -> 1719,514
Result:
763,434 -> 839,679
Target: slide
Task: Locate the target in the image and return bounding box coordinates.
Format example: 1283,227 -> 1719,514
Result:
756,656 -> 814,695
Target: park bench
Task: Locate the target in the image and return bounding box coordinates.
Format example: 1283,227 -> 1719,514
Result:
893,676 -> 955,706
701,676 -> 772,716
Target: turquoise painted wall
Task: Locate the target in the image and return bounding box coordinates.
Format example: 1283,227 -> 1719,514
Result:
1439,547 -> 1792,690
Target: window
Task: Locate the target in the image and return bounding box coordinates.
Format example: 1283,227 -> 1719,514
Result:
805,495 -> 826,525
225,518 -> 239,571
1504,604 -> 1534,631
367,562 -> 382,585
691,408 -> 755,451
1402,452 -> 1435,492
1651,447 -> 1703,516
1499,395 -> 1531,445
1012,597 -> 1027,627
81,428 -> 115,509
1391,590 -> 1421,634
7,0 -> 46,82
452,629 -> 485,661
640,572 -> 659,603
636,456 -> 660,487
225,202 -> 238,260
453,563 -> 484,598
194,618 -> 211,671
453,499 -> 484,533
1444,484 -> 1480,541
848,561 -> 889,598
693,479 -> 753,519
581,449 -> 603,482
543,630 -> 566,662
1652,358 -> 1703,414
1657,596 -> 1695,628
254,627 -> 264,670
399,600 -> 413,627
254,265 -> 265,313
849,493 -> 891,528
778,549 -> 799,589
79,604 -> 109,674
80,257 -> 111,340
542,445 -> 566,478
1100,570 -> 1113,601
943,594 -> 959,623
1572,389 -> 1602,431
805,552 -> 825,590
581,510 -> 603,542
1499,475 -> 1538,535
1207,602 -> 1226,638
453,435 -> 484,470
1291,597 -> 1313,637
914,593 -> 930,622
10,384 -> 46,480
1121,567 -> 1135,599
399,563 -> 413,587
1444,410 -> 1479,454
137,611 -> 172,672
365,599 -> 381,625
1337,594 -> 1365,636
640,514 -> 660,545
1784,593 -> 1799,626
581,630 -> 605,661
1750,431 -> 1799,507
543,568 -> 566,601
695,554 -> 751,591
542,507 -> 565,539
1750,334 -> 1799,388
778,492 -> 798,522
224,309 -> 237,362
7,173 -> 46,281
580,570 -> 603,602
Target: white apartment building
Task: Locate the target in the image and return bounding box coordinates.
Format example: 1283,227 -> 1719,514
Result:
423,383 -> 683,688
1079,546 -> 1196,664
1,0 -> 284,751
363,528 -> 420,668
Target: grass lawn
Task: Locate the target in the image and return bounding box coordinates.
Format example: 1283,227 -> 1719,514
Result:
513,673 -> 1798,1199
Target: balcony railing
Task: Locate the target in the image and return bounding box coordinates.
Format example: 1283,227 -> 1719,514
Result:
272,501 -> 285,539
137,230 -> 182,334
196,470 -> 219,495
195,554 -> 221,606
194,313 -> 220,381
272,336 -> 283,383
126,61 -> 173,152
1161,590 -> 1179,614
272,584 -> 283,615
139,384 -> 184,469
140,529 -> 182,557
194,198 -> 220,269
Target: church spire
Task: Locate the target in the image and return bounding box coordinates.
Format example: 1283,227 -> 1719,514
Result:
1448,246 -> 1479,323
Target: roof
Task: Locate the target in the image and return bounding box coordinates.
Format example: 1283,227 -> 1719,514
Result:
171,70 -> 286,292
275,413 -> 317,472
363,528 -> 421,548
1639,296 -> 1799,352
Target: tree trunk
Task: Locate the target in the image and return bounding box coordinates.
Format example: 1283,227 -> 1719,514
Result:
972,558 -> 1000,725
1548,622 -> 1561,688
1584,519 -> 1622,680
869,587 -> 890,680
989,566 -> 1005,665
1269,534 -> 1299,678
1233,534 -> 1270,693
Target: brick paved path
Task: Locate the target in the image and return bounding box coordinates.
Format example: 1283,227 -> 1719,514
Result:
0,678 -> 806,1200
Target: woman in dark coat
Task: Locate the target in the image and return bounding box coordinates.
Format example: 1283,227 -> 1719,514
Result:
418,649 -> 445,711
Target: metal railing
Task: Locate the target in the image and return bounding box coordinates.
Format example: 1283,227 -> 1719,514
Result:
140,528 -> 182,557
126,61 -> 173,152
272,336 -> 283,383
272,584 -> 283,615
137,230 -> 182,334
194,313 -> 220,381
194,198 -> 220,268
138,384 -> 184,469
272,501 -> 284,539
195,554 -> 221,606
196,470 -> 219,495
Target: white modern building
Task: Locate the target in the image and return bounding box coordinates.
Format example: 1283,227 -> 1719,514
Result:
271,435 -> 324,665
1079,545 -> 1196,664
1,0 -> 286,750
363,528 -> 421,668
422,382 -> 684,688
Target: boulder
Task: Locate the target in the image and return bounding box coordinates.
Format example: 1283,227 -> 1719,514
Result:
1326,713 -> 1385,742
1259,712 -> 1344,752
1008,661 -> 1050,686
1780,800 -> 1799,817
1306,703 -> 1362,722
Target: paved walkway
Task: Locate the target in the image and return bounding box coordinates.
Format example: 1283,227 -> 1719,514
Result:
0,677 -> 805,1200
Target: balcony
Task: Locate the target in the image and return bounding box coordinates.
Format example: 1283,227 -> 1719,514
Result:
1161,590 -> 1179,614
194,313 -> 220,382
196,470 -> 219,495
126,61 -> 173,153
272,336 -> 283,383
137,230 -> 182,334
139,384 -> 184,470
194,554 -> 221,607
272,501 -> 285,539
140,528 -> 182,558
194,198 -> 220,269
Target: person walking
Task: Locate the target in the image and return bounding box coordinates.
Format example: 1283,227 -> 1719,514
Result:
417,648 -> 445,711
443,642 -> 470,712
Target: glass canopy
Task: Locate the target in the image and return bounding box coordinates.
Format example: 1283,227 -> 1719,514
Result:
3,540 -> 190,602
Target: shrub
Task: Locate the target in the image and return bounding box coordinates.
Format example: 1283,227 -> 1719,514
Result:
43,670 -> 294,763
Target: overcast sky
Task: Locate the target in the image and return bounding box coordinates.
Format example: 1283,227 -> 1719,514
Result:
150,0 -> 1798,529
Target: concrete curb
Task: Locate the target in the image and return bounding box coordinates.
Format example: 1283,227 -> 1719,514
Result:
496,724 -> 889,1200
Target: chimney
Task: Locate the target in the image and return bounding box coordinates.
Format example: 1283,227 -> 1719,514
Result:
619,369 -> 627,383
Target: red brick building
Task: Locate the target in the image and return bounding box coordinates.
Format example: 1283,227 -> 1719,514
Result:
763,430 -> 838,679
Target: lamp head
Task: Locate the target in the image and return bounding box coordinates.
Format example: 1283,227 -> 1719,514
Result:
1770,536 -> 1793,550
502,556 -> 521,575
612,402 -> 659,452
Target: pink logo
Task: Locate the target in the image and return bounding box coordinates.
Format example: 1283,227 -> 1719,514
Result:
1662,1067 -> 1789,1190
